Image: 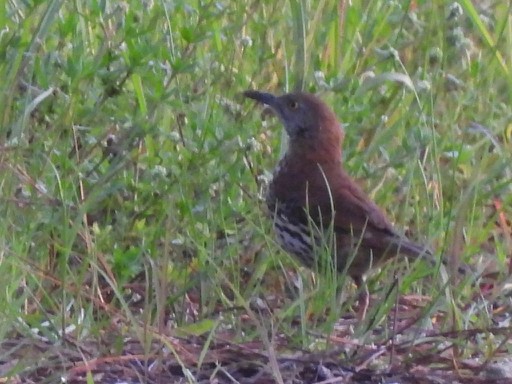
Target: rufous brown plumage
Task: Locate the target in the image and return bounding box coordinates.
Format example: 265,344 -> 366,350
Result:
244,90 -> 433,291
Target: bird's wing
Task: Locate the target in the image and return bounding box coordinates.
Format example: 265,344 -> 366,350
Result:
311,167 -> 431,257
270,161 -> 402,238
302,165 -> 394,235
333,171 -> 396,235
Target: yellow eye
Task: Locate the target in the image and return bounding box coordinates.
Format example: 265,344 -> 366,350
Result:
289,100 -> 299,109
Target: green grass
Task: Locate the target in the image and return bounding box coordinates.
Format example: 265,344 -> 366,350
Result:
1,0 -> 512,382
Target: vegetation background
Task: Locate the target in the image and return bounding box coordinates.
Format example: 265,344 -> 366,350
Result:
1,0 -> 511,383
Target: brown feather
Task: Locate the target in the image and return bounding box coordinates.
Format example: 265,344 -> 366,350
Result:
245,90 -> 434,281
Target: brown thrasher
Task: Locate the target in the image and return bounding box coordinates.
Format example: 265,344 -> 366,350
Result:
244,90 -> 442,311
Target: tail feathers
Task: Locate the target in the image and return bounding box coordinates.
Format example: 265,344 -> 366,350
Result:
392,236 -> 471,277
392,236 -> 433,258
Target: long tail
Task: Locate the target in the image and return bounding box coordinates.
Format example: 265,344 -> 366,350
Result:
392,236 -> 433,258
392,236 -> 471,276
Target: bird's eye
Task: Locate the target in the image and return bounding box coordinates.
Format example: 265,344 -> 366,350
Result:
289,100 -> 299,109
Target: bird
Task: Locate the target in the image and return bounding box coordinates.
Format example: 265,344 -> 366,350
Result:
244,90 -> 439,313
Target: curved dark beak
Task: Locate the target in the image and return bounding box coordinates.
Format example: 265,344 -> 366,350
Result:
243,90 -> 278,107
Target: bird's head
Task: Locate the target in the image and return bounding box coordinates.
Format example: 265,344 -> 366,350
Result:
244,90 -> 344,158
